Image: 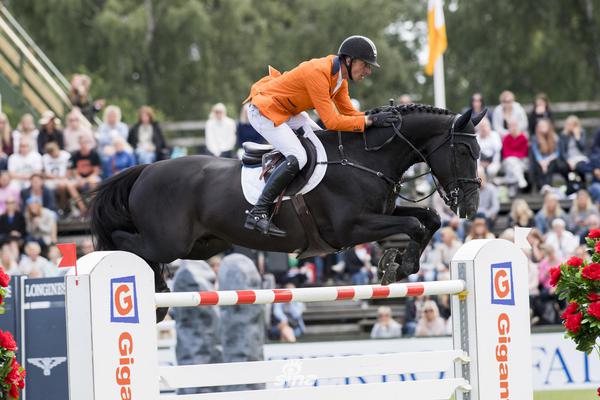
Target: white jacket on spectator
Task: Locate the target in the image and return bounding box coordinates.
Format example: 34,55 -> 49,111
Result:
492,101 -> 528,137
205,116 -> 237,157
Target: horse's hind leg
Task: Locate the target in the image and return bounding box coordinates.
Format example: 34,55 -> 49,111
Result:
111,229 -> 194,263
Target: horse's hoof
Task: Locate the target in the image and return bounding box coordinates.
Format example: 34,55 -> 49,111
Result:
156,306 -> 169,322
380,262 -> 400,285
378,248 -> 400,280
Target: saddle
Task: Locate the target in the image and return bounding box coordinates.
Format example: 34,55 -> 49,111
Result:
241,129 -> 318,196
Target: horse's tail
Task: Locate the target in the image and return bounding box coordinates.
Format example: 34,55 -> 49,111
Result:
89,164 -> 149,250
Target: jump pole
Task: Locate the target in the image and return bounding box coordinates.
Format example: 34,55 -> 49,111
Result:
65,239 -> 533,399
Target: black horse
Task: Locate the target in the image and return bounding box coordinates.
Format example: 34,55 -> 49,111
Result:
90,104 -> 484,310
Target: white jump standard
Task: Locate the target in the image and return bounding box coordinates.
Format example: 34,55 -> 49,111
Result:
65,239 -> 534,400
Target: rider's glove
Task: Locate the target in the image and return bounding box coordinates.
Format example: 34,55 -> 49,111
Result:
369,111 -> 400,128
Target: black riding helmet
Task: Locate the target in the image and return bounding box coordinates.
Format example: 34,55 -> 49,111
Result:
338,35 -> 380,80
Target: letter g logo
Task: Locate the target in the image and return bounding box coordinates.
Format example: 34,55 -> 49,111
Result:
491,263 -> 515,306
494,270 -> 510,299
114,285 -> 133,316
110,276 -> 139,323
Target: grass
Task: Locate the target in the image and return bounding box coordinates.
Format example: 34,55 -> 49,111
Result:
534,389 -> 598,399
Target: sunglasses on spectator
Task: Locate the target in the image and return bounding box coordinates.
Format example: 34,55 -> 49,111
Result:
424,309 -> 434,313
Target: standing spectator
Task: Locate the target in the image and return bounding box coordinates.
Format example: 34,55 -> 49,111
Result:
18,241 -> 53,278
43,142 -> 86,216
237,103 -> 265,147
12,113 -> 39,154
508,198 -> 534,227
559,115 -> 589,189
476,168 -> 500,224
545,218 -> 579,261
20,174 -> 56,212
415,300 -> 447,337
0,171 -> 20,214
7,139 -> 43,189
534,192 -> 567,235
104,137 -> 136,177
475,118 -> 502,177
205,103 -> 236,158
128,106 -> 167,163
492,90 -> 528,137
69,74 -> 104,123
24,198 -> 57,249
528,93 -> 553,137
501,119 -> 529,192
370,306 -> 402,338
97,105 -> 129,158
69,136 -> 102,193
0,112 -> 13,169
37,111 -> 64,153
0,196 -> 26,242
530,119 -> 568,191
567,189 -> 598,236
63,109 -> 95,153
465,213 -> 496,241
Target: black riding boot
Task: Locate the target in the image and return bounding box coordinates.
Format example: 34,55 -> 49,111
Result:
245,155 -> 300,237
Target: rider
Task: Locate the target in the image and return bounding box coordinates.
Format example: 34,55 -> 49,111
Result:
244,35 -> 400,237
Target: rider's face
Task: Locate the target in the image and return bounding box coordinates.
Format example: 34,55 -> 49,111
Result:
351,59 -> 372,81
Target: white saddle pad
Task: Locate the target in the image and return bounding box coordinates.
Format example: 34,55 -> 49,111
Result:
241,131 -> 328,205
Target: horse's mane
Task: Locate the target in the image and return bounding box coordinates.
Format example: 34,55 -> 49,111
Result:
393,103 -> 453,116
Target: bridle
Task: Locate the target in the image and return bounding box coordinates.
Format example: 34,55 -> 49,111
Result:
319,112 -> 481,208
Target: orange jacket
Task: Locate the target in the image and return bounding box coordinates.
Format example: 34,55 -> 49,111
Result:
245,55 -> 365,132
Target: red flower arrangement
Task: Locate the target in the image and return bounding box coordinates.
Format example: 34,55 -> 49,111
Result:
0,266 -> 25,399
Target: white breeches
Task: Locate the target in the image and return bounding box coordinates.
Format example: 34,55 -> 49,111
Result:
247,104 -> 319,169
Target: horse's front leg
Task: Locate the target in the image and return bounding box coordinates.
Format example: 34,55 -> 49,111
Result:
374,207 -> 441,284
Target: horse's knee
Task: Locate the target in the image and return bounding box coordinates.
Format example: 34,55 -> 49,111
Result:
407,218 -> 427,242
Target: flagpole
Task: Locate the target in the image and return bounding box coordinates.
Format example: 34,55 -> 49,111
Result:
433,55 -> 446,109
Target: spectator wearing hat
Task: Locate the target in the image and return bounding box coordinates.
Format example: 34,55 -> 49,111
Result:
128,106 -> 167,164
63,108 -> 95,153
104,137 -> 136,178
0,171 -> 20,214
205,103 -> 236,158
7,138 -> 43,190
20,173 -> 56,212
0,196 -> 26,242
69,136 -> 102,192
12,113 -> 39,154
37,111 -> 64,153
24,197 -> 56,250
97,105 -> 129,158
370,306 -> 402,339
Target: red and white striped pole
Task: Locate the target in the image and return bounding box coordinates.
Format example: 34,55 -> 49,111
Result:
154,280 -> 467,308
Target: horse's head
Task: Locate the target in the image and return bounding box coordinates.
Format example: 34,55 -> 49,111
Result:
426,109 -> 485,219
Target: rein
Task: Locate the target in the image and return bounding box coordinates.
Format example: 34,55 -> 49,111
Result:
318,113 -> 481,207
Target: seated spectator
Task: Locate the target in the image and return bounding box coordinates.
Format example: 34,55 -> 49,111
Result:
69,74 -> 104,123
0,171 -> 20,214
104,137 -> 136,178
431,193 -> 465,241
536,244 -> 562,324
128,106 -> 167,164
43,142 -> 86,216
0,196 -> 26,242
559,115 -> 589,191
18,241 -> 53,278
79,238 -> 95,256
508,198 -> 534,227
567,189 -> 598,236
415,300 -> 447,337
1,242 -> 19,275
7,139 -> 43,189
500,119 -> 529,193
69,136 -> 102,193
97,105 -> 129,158
534,192 -> 567,235
465,92 -> 491,122
0,112 -> 13,169
370,306 -> 402,339
342,244 -> 375,285
432,227 -> 462,278
528,93 -> 553,137
205,103 -> 236,158
465,213 -> 495,241
530,119 -> 568,191
37,111 -> 64,153
237,104 -> 265,148
63,108 -> 95,153
475,118 -> 502,177
527,228 -> 545,264
24,198 -> 57,249
12,113 -> 39,154
269,282 -> 305,342
545,218 -> 579,261
492,90 -> 528,137
476,168 -> 499,225
579,213 -> 600,244
588,154 -> 600,203
20,174 -> 56,212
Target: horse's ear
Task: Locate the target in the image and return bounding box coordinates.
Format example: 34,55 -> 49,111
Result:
471,109 -> 487,127
455,109 -> 473,131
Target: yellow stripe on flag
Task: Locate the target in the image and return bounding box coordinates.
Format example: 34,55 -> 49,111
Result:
425,0 -> 447,76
